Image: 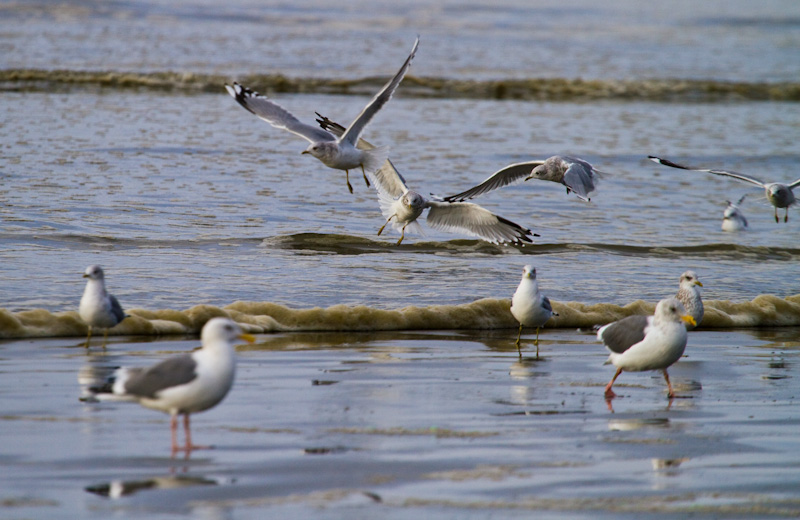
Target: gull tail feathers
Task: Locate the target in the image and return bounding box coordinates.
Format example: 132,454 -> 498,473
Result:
362,145 -> 390,176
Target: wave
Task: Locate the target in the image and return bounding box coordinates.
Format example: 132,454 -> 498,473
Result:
3,69 -> 799,103
2,294 -> 799,339
5,232 -> 799,260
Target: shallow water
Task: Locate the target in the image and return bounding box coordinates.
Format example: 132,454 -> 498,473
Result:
2,329 -> 799,518
2,0 -> 800,517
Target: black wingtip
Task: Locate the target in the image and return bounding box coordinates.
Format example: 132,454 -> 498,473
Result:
225,81 -> 258,115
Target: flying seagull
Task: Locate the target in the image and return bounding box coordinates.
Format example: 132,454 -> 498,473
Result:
510,265 -> 558,358
316,114 -> 536,245
79,265 -> 128,349
649,156 -> 799,223
86,317 -> 255,455
443,155 -> 602,203
225,37 -> 419,194
597,298 -> 696,399
721,195 -> 748,232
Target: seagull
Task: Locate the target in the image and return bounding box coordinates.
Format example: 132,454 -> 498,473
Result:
315,114 -> 537,245
442,155 -> 602,203
510,265 -> 558,358
86,317 -> 255,454
225,37 -> 419,194
597,298 -> 696,399
675,271 -> 703,330
79,265 -> 128,349
649,156 -> 800,223
721,195 -> 748,232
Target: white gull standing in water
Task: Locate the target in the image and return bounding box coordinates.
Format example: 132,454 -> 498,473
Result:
315,114 -> 536,245
649,156 -> 799,223
225,37 -> 419,194
675,271 -> 704,330
79,265 -> 128,349
597,298 -> 696,399
86,318 -> 255,455
722,195 -> 748,232
510,265 -> 558,358
442,155 -> 603,203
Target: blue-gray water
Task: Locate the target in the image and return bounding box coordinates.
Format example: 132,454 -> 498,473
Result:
1,0 -> 800,518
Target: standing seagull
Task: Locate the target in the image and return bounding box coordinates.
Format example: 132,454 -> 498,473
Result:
597,298 -> 696,399
79,265 -> 128,349
225,37 -> 419,194
443,155 -> 602,203
675,271 -> 703,330
510,266 -> 558,358
649,156 -> 799,223
721,195 -> 748,232
86,318 -> 255,455
315,114 -> 536,245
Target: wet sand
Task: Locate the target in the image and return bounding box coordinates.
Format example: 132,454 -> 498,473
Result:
1,327 -> 798,518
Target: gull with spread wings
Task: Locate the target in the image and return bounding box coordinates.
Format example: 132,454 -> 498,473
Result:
316,115 -> 537,245
225,37 -> 418,194
649,156 -> 799,223
443,155 -> 603,203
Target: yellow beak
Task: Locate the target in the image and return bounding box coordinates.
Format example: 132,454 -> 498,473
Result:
681,315 -> 697,327
695,281 -> 703,287
238,333 -> 256,344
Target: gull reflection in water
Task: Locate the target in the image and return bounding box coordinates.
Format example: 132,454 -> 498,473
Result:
85,475 -> 222,499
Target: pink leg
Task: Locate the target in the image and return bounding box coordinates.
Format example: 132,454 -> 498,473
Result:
182,414 -> 212,452
605,367 -> 623,398
662,369 -> 675,398
170,414 -> 180,454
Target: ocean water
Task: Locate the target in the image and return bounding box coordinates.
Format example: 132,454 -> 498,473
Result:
1,0 -> 800,517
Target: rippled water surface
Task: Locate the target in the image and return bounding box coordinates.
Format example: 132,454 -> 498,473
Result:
1,0 -> 800,517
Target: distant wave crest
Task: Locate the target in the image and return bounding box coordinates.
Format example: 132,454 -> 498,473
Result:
3,69 -> 800,102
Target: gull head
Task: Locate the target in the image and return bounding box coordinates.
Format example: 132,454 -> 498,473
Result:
526,163 -> 560,183
302,142 -> 337,162
679,270 -> 702,289
83,265 -> 105,281
521,265 -> 537,280
202,317 -> 256,347
655,298 -> 695,327
402,192 -> 426,212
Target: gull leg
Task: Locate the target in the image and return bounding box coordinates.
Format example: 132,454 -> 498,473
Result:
84,326 -> 93,349
182,414 -> 211,452
360,164 -> 371,187
775,207 -> 779,223
604,367 -> 623,398
101,329 -> 109,349
345,170 -> 354,194
378,215 -> 395,236
785,208 -> 789,223
515,323 -> 523,357
170,414 -> 180,456
535,327 -> 540,358
662,369 -> 675,398
397,223 -> 408,245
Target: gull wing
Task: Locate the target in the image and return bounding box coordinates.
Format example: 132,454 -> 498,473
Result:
561,157 -> 598,201
648,156 -> 766,188
442,161 -> 545,202
109,294 -> 127,323
339,37 -> 419,147
788,178 -> 800,189
225,83 -> 335,144
317,113 -> 409,197
121,355 -> 198,399
425,201 -> 535,245
597,315 -> 650,354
